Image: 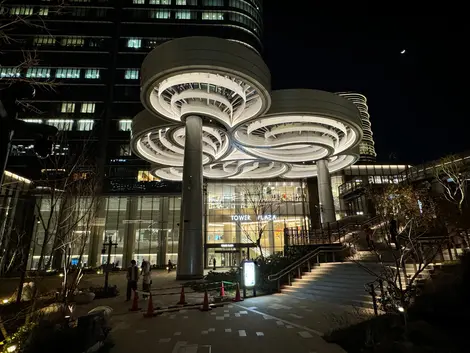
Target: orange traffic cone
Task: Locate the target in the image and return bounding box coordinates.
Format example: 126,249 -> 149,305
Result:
143,293 -> 155,318
220,282 -> 225,297
129,290 -> 141,311
200,290 -> 211,311
232,283 -> 243,302
177,286 -> 187,305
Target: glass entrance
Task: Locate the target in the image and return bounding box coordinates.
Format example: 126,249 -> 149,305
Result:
207,250 -> 241,269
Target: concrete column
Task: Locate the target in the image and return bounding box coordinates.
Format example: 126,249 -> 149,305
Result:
158,197 -> 169,267
317,159 -> 336,224
306,177 -> 321,228
88,197 -> 107,267
123,197 -> 138,267
177,115 -> 204,280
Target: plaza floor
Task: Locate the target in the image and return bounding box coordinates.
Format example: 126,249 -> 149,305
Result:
74,272 -> 367,353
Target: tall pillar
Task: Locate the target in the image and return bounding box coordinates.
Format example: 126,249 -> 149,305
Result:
317,159 -> 336,224
177,115 -> 204,280
306,177 -> 321,228
123,197 -> 138,267
158,197 -> 169,267
88,197 -> 106,267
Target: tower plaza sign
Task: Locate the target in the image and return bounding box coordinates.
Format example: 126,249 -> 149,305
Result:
230,214 -> 278,221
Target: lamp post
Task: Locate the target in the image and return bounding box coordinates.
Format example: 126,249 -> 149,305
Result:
101,236 -> 117,293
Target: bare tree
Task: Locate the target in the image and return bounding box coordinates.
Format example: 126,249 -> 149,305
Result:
234,182 -> 281,260
434,155 -> 468,214
352,183 -> 446,321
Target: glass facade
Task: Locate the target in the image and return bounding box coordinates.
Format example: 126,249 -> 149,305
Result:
205,180 -> 309,268
28,180 -> 310,270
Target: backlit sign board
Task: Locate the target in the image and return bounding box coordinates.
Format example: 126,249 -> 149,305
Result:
243,261 -> 256,288
231,214 -> 277,221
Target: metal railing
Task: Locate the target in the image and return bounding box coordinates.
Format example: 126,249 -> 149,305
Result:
267,245 -> 346,292
285,215 -> 381,246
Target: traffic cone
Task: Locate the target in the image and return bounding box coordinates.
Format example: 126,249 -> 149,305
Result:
232,283 -> 243,302
129,290 -> 141,311
143,293 -> 155,318
177,286 -> 187,305
220,282 -> 225,297
200,290 -> 211,311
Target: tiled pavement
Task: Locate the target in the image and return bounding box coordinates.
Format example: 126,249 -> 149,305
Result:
76,271 -> 369,352
109,301 -> 346,353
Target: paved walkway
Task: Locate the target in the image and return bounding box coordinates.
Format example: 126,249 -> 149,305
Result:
70,271 -> 369,353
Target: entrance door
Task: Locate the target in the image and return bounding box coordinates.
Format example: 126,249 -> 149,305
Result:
208,250 -> 240,268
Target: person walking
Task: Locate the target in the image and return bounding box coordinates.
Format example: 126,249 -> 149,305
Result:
212,258 -> 216,270
167,259 -> 173,273
126,259 -> 139,301
141,260 -> 152,299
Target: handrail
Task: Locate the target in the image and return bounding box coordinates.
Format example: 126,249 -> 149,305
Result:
267,245 -> 344,282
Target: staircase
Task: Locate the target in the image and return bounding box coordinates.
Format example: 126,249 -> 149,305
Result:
280,261 -> 429,310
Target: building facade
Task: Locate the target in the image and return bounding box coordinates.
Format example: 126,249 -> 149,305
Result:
2,0 -> 264,187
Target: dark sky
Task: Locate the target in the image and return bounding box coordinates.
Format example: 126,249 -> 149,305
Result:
262,6 -> 467,165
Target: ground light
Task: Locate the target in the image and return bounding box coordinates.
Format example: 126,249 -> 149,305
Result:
6,344 -> 17,352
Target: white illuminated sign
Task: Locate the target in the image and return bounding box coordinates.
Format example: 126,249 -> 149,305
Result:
243,261 -> 256,287
231,214 -> 277,221
221,244 -> 234,248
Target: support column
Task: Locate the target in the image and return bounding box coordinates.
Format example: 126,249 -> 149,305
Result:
88,197 -> 106,267
177,115 -> 204,280
158,197 -> 169,267
123,197 -> 138,267
306,177 -> 320,229
317,159 -> 336,224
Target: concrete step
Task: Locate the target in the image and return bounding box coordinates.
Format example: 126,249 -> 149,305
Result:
288,283 -> 372,297
282,290 -> 375,310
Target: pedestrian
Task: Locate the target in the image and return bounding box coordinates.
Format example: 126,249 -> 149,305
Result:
126,259 -> 139,301
141,260 -> 151,299
213,258 -> 216,270
167,259 -> 173,273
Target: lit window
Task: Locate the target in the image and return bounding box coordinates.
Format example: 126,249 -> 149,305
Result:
149,10 -> 171,19
127,38 -> 142,48
124,69 -> 139,80
33,36 -> 55,46
77,119 -> 94,131
81,103 -> 96,114
0,67 -> 21,78
61,102 -> 76,113
55,68 -> 81,79
176,0 -> 186,4
10,7 -> 33,15
38,8 -> 49,16
202,11 -> 224,20
133,0 -> 145,3
203,0 -> 223,5
119,144 -> 132,156
175,10 -> 196,19
26,67 -> 51,78
61,37 -> 85,47
85,69 -> 100,79
118,119 -> 132,131
47,119 -> 74,131
22,119 -> 43,124
149,0 -> 171,4
138,171 -> 160,182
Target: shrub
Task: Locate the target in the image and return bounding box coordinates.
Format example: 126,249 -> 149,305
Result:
89,285 -> 119,299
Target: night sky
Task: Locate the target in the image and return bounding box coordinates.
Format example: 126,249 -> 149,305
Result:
262,6 -> 467,165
